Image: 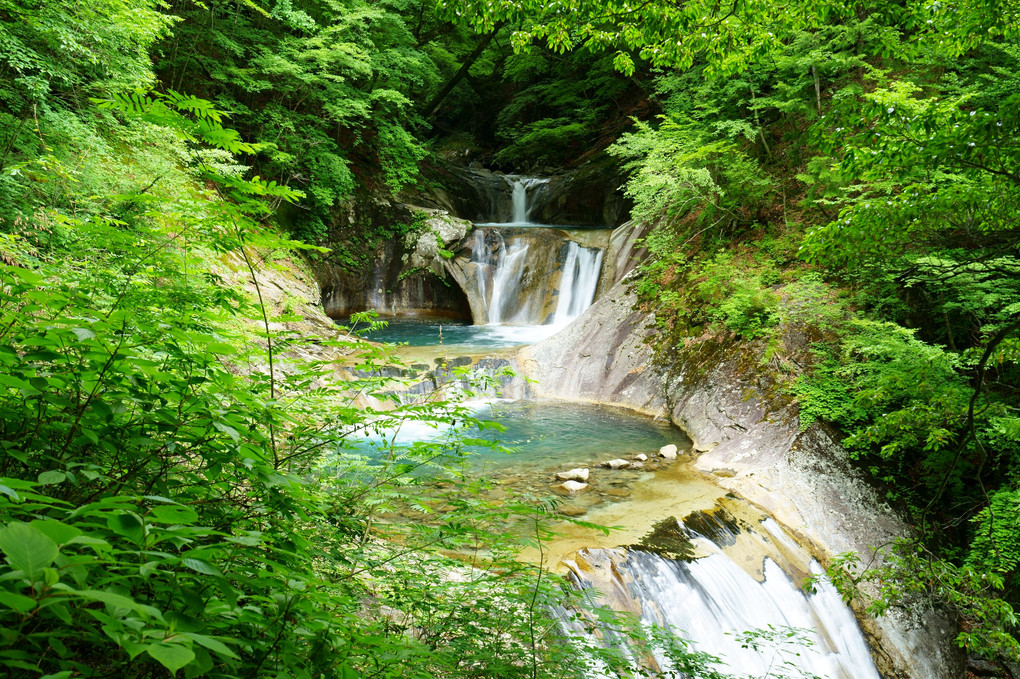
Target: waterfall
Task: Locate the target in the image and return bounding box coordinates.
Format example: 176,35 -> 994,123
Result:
504,176 -> 549,225
562,515 -> 882,679
470,229 -> 494,319
467,228 -> 603,327
512,180 -> 529,224
487,240 -> 530,324
443,172 -> 610,338
457,174 -> 606,327
552,242 -> 604,324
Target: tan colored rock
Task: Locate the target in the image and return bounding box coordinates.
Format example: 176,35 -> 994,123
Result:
633,453 -> 648,461
560,480 -> 588,493
658,444 -> 678,460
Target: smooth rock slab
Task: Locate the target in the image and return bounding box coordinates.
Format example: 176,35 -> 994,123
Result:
561,480 -> 588,493
556,468 -> 590,482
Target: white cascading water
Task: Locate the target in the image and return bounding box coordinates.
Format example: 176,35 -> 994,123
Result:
506,176 -> 549,225
552,242 -> 604,324
562,517 -> 882,679
467,175 -> 604,329
624,552 -> 878,678
486,240 -> 530,324
469,229 -> 491,307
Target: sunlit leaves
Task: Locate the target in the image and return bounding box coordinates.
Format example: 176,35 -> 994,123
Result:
0,0 -> 173,103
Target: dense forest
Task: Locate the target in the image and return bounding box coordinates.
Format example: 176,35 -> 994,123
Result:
1,0 -> 1019,676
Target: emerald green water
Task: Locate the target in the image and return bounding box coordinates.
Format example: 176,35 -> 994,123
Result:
352,400 -> 688,471
336,316 -> 563,349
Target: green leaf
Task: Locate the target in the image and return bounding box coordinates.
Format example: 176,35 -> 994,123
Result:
182,558 -> 222,576
30,520 -> 82,545
0,374 -> 40,395
205,342 -> 236,355
212,421 -> 240,442
181,633 -> 239,660
0,484 -> 19,501
37,471 -> 66,485
108,513 -> 145,543
74,590 -> 160,618
146,643 -> 195,675
70,327 -> 96,341
0,522 -> 59,581
0,590 -> 37,613
149,505 -> 199,524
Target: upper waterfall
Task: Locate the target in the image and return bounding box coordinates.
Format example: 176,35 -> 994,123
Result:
445,173 -> 609,331
507,176 -> 549,225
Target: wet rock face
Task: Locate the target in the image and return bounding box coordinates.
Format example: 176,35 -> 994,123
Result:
522,153 -> 632,227
516,283 -> 666,416
318,208 -> 474,319
407,164 -> 516,223
411,157 -> 630,227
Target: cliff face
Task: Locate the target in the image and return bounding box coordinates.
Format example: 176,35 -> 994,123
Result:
661,333 -> 963,679
317,207 -> 474,319
512,223 -> 964,679
411,156 -> 632,228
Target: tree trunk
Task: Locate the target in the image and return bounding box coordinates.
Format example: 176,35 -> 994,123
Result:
423,20 -> 507,118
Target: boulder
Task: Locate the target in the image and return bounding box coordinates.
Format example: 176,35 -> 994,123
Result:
404,209 -> 472,276
659,444 -> 678,460
633,453 -> 648,461
556,468 -> 590,482
561,480 -> 588,493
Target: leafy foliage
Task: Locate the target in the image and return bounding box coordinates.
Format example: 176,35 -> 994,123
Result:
155,0 -> 442,247
0,83 -> 625,678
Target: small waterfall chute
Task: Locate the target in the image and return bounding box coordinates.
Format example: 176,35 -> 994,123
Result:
552,242 -> 604,324
506,176 -> 549,225
487,240 -> 530,324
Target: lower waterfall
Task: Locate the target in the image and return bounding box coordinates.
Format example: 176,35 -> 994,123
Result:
561,514 -> 881,679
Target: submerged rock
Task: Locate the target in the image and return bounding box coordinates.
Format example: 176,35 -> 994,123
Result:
602,458 -> 629,469
560,480 -> 588,493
